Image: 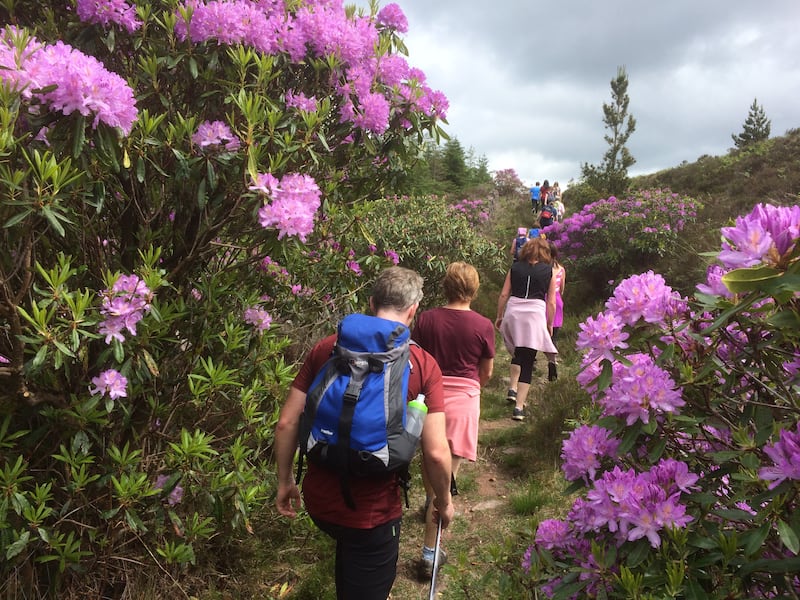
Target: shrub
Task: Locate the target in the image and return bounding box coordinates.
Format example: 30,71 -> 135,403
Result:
524,203 -> 800,598
0,0 -> 451,594
543,189 -> 702,314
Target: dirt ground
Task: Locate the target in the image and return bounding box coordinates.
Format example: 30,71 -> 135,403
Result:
389,415 -> 524,599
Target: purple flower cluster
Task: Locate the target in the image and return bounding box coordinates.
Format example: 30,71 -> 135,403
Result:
605,271 -> 686,327
696,263 -> 733,298
89,368 -> 128,400
561,425 -> 620,482
76,0 -> 142,33
375,3 -> 408,32
566,459 -> 697,549
243,306 -> 272,332
575,311 -> 629,362
98,274 -> 152,344
600,353 -> 685,425
251,172 -> 321,241
192,120 -> 241,152
0,27 -> 138,134
719,203 -> 800,269
285,90 -> 318,113
450,198 -> 490,227
758,422 -> 800,489
173,0 -> 447,134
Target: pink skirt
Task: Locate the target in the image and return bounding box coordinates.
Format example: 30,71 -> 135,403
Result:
500,297 -> 558,354
442,375 -> 481,462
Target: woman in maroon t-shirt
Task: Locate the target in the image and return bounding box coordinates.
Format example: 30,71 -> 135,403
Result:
412,262 -> 495,579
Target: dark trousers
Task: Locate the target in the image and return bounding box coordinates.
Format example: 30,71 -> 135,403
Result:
312,516 -> 402,600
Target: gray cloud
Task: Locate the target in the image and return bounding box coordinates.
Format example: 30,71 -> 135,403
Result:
377,0 -> 800,188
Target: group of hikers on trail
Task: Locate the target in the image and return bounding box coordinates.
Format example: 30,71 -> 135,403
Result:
529,179 -> 565,227
275,221 -> 566,599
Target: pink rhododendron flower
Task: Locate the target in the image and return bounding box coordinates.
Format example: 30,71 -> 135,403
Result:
89,369 -> 128,400
255,172 -> 320,241
98,274 -> 152,344
76,0 -> 142,32
0,28 -> 138,134
576,311 -> 629,362
561,425 -> 620,482
375,3 -> 408,32
244,307 -> 272,332
192,120 -> 240,152
758,423 -> 800,489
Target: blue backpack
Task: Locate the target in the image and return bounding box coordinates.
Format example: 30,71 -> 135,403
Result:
513,234 -> 528,260
296,313 -> 420,508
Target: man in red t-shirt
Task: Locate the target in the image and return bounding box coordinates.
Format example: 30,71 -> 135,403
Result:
275,267 -> 454,599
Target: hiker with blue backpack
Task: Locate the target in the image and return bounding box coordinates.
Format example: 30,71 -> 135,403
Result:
275,266 -> 454,600
510,227 -> 529,261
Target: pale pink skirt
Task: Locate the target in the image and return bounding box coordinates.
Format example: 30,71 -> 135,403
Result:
442,375 -> 481,462
500,296 -> 558,354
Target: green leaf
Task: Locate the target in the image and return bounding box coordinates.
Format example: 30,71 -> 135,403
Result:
743,522 -> 771,557
721,265 -> 781,293
6,530 -> 30,560
72,114 -> 86,158
777,519 -> 800,555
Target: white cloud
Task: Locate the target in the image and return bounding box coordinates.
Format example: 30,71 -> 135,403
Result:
362,0 -> 800,191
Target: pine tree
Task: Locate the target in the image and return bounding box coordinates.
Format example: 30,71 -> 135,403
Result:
581,66 -> 637,197
732,98 -> 771,149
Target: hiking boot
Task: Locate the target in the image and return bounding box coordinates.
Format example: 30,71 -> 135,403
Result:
512,407 -> 525,421
548,362 -> 558,382
506,389 -> 517,403
418,549 -> 448,582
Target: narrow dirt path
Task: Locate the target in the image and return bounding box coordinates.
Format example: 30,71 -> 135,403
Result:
389,402 -> 527,599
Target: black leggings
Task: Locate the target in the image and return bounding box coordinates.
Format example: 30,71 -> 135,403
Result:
313,516 -> 402,600
511,347 -> 537,384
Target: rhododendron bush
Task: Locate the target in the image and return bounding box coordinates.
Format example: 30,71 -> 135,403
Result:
543,189 -> 702,308
525,204 -> 800,598
0,0 -> 453,593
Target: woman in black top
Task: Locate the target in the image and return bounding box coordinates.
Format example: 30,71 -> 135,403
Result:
494,238 -> 558,420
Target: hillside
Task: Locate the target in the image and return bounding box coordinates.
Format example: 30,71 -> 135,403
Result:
631,128 -> 800,223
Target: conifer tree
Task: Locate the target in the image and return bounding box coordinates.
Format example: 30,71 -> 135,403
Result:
732,98 -> 771,149
581,66 -> 637,197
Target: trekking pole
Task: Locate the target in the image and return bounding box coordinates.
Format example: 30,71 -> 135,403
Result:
429,473 -> 457,599
428,515 -> 443,600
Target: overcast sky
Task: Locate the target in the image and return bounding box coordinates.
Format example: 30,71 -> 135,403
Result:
373,1 -> 800,190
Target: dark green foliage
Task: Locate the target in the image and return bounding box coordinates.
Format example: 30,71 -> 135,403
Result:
732,98 -> 771,149
580,66 -> 637,198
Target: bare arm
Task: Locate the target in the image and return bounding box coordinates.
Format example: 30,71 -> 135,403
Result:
275,386 -> 306,518
546,274 -> 557,334
420,411 -> 454,528
478,357 -> 493,387
494,271 -> 511,329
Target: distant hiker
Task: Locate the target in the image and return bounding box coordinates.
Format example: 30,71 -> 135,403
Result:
412,262 -> 495,581
276,267 -> 454,600
540,179 -> 551,207
553,197 -> 566,221
551,181 -> 562,203
510,227 -> 529,261
538,201 -> 556,228
530,181 -> 541,211
495,238 -> 558,421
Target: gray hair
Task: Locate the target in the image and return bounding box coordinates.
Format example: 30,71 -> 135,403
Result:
371,267 -> 424,311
